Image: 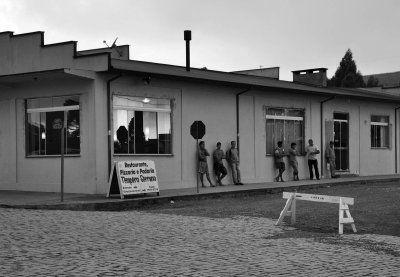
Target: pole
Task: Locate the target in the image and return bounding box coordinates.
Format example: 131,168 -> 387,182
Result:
186,40 -> 190,71
196,138 -> 199,193
184,30 -> 191,72
60,111 -> 66,202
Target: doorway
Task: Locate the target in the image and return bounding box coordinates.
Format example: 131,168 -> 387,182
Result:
333,113 -> 349,171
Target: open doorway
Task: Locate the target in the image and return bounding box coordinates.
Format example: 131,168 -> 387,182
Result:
333,113 -> 349,171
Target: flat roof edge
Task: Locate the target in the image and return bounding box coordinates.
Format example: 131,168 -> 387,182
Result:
111,60 -> 400,103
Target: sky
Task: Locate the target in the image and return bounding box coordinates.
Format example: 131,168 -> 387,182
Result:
1,0 -> 399,81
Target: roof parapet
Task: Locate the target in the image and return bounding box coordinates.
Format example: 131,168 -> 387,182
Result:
292,68 -> 328,87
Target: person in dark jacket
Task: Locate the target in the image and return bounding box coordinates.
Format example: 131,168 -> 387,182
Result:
213,142 -> 227,186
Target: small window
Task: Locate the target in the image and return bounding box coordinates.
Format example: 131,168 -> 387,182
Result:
113,95 -> 172,155
371,115 -> 389,148
26,95 -> 80,156
265,107 -> 304,154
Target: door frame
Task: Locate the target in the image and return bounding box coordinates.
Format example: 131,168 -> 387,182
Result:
333,112 -> 350,172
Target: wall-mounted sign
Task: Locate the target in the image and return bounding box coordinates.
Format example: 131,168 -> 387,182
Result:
107,160 -> 160,199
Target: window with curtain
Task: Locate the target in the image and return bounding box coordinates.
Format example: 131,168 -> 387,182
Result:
265,107 -> 304,154
371,115 -> 389,148
26,95 -> 80,156
113,95 -> 172,155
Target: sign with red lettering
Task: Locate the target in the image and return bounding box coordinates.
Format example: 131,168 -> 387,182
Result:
107,160 -> 159,199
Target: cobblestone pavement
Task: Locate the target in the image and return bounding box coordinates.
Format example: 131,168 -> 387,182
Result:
0,208 -> 399,276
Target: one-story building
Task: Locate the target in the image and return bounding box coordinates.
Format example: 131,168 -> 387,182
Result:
1,31 -> 399,194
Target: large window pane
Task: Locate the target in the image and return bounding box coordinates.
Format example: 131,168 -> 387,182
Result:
113,95 -> 172,155
266,119 -> 275,154
114,110 -> 128,154
128,111 -> 135,154
371,115 -> 389,148
294,120 -> 303,150
266,107 -> 304,154
45,111 -> 64,155
158,112 -> 171,154
40,112 -> 46,155
27,113 -> 40,155
26,95 -> 80,156
135,111 -> 157,154
67,110 -> 80,154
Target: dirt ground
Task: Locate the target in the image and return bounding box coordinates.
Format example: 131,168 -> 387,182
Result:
141,182 -> 400,237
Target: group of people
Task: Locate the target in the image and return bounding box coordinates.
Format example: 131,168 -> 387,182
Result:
198,141 -> 243,187
198,138 -> 338,187
274,139 -> 337,182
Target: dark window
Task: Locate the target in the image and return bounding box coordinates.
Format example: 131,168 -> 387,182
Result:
113,96 -> 172,155
26,96 -> 80,156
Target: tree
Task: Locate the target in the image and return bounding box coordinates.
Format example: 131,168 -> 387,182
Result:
328,49 -> 365,88
366,75 -> 380,87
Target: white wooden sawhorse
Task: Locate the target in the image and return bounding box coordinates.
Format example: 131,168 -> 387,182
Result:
275,192 -> 357,235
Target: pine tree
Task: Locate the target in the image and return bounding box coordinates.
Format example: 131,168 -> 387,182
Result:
328,49 -> 365,88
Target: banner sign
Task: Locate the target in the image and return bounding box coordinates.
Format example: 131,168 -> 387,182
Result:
107,160 -> 159,199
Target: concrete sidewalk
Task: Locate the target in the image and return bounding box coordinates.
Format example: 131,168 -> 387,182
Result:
0,174 -> 399,211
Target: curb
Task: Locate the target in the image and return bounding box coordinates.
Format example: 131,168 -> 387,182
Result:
2,177 -> 399,211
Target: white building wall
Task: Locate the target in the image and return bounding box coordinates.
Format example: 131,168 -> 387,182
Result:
239,89 -> 324,182
1,72 -> 399,194
109,77 -> 400,191
0,77 -> 98,193
322,98 -> 397,176
111,78 -> 237,189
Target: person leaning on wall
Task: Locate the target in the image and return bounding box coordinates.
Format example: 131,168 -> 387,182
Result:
288,142 -> 300,181
213,142 -> 227,186
325,141 -> 338,178
198,141 -> 216,187
226,141 -> 244,186
274,141 -> 286,182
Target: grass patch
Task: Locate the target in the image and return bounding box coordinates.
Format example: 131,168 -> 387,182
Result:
141,182 -> 400,237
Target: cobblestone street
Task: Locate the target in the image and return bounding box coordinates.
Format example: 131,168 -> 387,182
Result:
1,208 -> 399,276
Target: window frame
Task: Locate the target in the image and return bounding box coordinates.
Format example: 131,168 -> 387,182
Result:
265,106 -> 305,156
112,94 -> 173,156
25,95 -> 81,158
370,115 -> 390,149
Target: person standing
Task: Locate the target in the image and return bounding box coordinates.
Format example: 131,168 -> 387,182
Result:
289,142 -> 300,181
274,141 -> 285,182
198,141 -> 215,187
226,141 -> 243,185
213,142 -> 227,186
306,139 -> 320,180
325,141 -> 337,178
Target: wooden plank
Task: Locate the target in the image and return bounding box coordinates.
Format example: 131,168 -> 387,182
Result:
275,195 -> 294,225
283,192 -> 354,205
339,218 -> 354,224
291,198 -> 296,224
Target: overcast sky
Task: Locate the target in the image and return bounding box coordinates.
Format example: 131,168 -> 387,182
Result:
1,0 -> 399,81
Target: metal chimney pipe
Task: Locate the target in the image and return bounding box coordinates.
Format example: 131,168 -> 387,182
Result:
184,30 -> 191,71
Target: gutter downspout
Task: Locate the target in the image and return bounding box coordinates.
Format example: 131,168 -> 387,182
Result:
107,73 -> 122,176
395,107 -> 400,173
320,96 -> 335,177
236,87 -> 252,154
